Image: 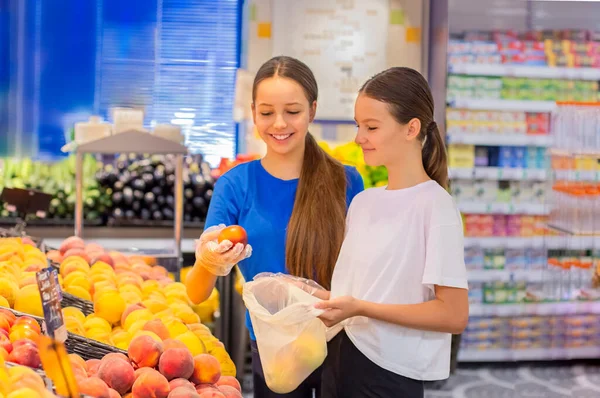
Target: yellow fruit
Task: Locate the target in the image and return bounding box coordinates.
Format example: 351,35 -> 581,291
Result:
123,309 -> 153,331
59,257 -> 89,277
0,280 -> 19,308
7,388 -> 42,398
83,317 -> 112,333
164,282 -> 186,293
62,307 -> 86,325
120,292 -> 142,305
64,276 -> 91,293
89,273 -> 114,285
155,309 -> 174,320
13,285 -> 42,317
141,280 -> 160,297
8,366 -> 44,386
90,262 -> 115,276
64,319 -> 85,335
126,320 -> 148,336
0,297 -> 8,308
175,310 -> 200,325
63,271 -> 88,286
118,284 -> 143,298
174,331 -> 206,356
142,299 -> 169,314
164,319 -> 188,338
85,329 -> 111,343
64,285 -> 92,301
93,291 -> 125,325
111,331 -> 131,350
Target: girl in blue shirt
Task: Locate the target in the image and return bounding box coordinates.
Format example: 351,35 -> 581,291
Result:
185,56 -> 364,397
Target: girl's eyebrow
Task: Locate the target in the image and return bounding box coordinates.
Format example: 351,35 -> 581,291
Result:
355,118 -> 381,123
257,102 -> 302,106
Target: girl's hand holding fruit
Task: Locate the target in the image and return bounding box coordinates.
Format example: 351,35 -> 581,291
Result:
195,224 -> 252,276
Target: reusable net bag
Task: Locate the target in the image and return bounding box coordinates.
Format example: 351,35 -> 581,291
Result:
242,273 -> 327,394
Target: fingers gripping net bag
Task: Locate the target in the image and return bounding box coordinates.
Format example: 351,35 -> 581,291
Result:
243,273 -> 327,394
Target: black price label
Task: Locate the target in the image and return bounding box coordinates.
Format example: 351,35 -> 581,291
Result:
36,267 -> 67,342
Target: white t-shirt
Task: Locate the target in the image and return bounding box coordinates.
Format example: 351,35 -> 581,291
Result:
330,180 -> 468,381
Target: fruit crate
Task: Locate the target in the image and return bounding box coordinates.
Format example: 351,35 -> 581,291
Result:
60,292 -> 95,316
0,307 -> 127,361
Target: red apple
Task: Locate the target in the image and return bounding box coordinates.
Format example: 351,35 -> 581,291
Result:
217,226 -> 248,247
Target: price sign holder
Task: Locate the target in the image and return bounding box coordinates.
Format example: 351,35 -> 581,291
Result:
36,265 -> 67,342
37,334 -> 80,398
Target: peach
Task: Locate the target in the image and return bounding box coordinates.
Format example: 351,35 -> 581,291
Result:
0,309 -> 16,325
131,368 -> 170,398
159,348 -> 194,381
0,316 -> 10,334
108,388 -> 121,398
196,385 -> 220,394
86,359 -> 101,376
121,303 -> 146,326
14,316 -> 41,334
197,390 -> 225,398
63,248 -> 91,263
59,236 -> 85,255
163,338 -> 187,351
0,335 -> 12,353
217,386 -> 242,398
169,378 -> 195,391
23,264 -> 44,273
168,387 -> 200,397
91,254 -> 115,268
85,243 -> 105,254
103,352 -> 130,364
12,338 -> 36,348
128,335 -> 163,368
143,319 -> 170,340
69,353 -> 86,370
190,354 -> 221,385
8,343 -> 41,368
134,367 -> 153,380
78,376 -> 111,398
0,346 -> 8,360
46,249 -> 63,263
98,357 -> 135,395
215,377 -> 241,393
109,251 -> 129,265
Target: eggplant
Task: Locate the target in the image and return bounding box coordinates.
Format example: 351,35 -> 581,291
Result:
152,186 -> 162,196
153,210 -> 163,220
144,192 -> 155,205
163,208 -> 174,220
113,208 -> 124,219
166,195 -> 174,208
140,208 -> 151,220
133,190 -> 144,201
123,187 -> 134,205
157,195 -> 166,206
132,179 -> 145,191
132,201 -> 141,212
185,188 -> 194,200
125,210 -> 136,219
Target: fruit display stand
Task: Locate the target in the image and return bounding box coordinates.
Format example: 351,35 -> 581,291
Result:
73,129 -> 188,279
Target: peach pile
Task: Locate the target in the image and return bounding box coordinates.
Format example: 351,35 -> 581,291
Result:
0,310 -> 42,370
0,238 -> 50,317
0,355 -> 59,398
70,335 -> 242,398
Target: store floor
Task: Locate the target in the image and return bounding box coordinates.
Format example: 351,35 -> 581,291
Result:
242,362 -> 600,398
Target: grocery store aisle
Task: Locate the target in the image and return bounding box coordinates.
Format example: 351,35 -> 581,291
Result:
242,363 -> 600,397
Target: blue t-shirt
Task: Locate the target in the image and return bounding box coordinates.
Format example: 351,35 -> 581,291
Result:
204,159 -> 364,340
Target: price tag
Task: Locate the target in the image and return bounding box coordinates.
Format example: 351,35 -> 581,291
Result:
37,335 -> 80,398
36,267 -> 67,342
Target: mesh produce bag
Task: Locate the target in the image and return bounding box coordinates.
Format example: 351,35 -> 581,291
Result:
243,273 -> 327,394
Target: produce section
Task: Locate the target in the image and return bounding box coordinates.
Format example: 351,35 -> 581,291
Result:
0,236 -> 235,397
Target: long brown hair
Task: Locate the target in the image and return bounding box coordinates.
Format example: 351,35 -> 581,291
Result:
359,67 -> 448,189
252,56 -> 346,289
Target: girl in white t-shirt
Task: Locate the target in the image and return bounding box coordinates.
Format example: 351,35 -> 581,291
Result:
313,67 -> 469,397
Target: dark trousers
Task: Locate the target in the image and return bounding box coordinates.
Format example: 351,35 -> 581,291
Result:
251,340 -> 322,398
321,330 -> 424,398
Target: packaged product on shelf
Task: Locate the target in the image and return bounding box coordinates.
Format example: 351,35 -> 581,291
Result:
450,180 -> 475,202
448,144 -> 475,168
468,282 -> 483,304
484,248 -> 505,270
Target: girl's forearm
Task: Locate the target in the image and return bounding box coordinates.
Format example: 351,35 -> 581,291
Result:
356,299 -> 468,334
185,260 -> 218,305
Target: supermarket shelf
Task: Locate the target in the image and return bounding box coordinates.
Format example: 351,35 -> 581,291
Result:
469,301 -> 600,317
448,63 -> 600,81
458,202 -> 549,215
458,346 -> 600,362
463,236 -> 599,250
446,133 -> 552,146
468,269 -> 544,282
448,98 -> 557,113
555,169 -> 600,181
449,167 -> 548,180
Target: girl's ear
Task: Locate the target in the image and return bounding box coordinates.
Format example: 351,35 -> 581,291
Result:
406,117 -> 421,141
251,102 -> 257,125
309,101 -> 317,122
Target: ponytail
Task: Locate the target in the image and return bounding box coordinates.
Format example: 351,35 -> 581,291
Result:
422,121 -> 448,189
286,134 -> 347,290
